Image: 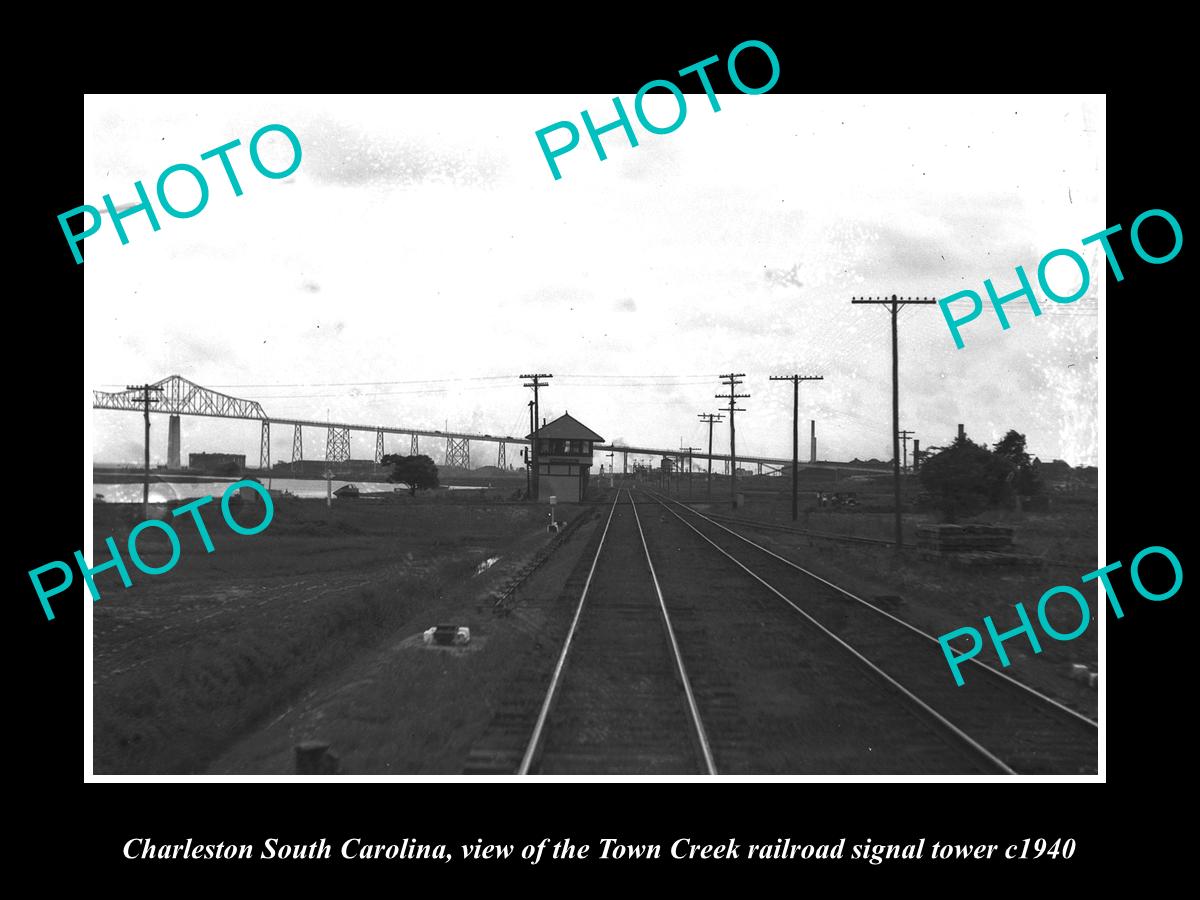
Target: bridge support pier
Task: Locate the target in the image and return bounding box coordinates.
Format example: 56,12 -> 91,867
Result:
410,434 -> 418,455
326,426 -> 350,464
292,424 -> 303,464
497,441 -> 506,469
259,420 -> 270,471
447,437 -> 469,470
375,429 -> 385,464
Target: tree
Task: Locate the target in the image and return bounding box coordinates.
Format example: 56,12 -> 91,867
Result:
382,453 -> 439,496
992,430 -> 1029,468
992,429 -> 1043,497
919,434 -> 1014,522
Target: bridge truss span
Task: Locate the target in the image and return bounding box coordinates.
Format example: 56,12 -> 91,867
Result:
93,375 -> 268,420
92,375 -> 890,475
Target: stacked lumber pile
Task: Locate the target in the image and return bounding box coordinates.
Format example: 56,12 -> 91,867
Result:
941,550 -> 1044,568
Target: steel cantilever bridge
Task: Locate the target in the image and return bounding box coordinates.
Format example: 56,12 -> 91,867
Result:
93,375 -> 885,476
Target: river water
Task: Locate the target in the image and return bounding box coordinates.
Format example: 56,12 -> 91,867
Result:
92,477 -> 489,503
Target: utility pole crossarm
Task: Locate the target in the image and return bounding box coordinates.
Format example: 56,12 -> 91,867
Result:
850,296 -> 939,305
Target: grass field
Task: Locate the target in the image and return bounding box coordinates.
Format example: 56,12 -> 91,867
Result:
92,494 -> 575,773
92,476 -> 1100,772
680,473 -> 1099,567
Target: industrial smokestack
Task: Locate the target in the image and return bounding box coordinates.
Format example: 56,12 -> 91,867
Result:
810,419 -> 816,464
168,414 -> 181,469
913,439 -> 921,472
957,423 -> 965,441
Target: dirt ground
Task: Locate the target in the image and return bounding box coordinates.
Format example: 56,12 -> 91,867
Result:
208,509 -> 602,774
92,494 -> 595,773
92,478 -> 1098,774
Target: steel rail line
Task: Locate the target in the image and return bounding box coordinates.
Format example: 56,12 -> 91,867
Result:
628,492 -> 718,775
516,491 -> 621,775
650,489 -> 1098,730
691,508 -> 895,547
642,489 -> 1018,774
517,490 -> 715,775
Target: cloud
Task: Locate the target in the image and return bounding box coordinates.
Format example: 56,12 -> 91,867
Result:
169,332 -> 235,367
515,285 -> 594,308
617,140 -> 680,183
765,263 -> 803,289
300,118 -> 504,188
614,297 -> 637,312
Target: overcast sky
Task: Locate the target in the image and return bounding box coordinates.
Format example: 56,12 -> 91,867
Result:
84,94 -> 1103,469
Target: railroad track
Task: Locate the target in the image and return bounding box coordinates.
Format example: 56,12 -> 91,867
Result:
464,491 -> 718,774
640,488 -> 1098,775
466,486 -> 1095,774
684,506 -> 895,547
469,486 -> 1092,774
517,490 -> 715,774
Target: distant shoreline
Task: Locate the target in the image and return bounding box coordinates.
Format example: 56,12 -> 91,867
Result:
93,470 -> 237,485
92,467 -> 528,488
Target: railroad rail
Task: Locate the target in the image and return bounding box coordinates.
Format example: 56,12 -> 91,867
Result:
641,488 -> 1098,775
516,491 -> 716,775
686,507 -> 895,547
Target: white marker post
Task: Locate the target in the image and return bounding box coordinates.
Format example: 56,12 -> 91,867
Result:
323,469 -> 334,507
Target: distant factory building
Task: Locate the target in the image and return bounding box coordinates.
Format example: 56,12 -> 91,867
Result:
188,452 -> 245,475
528,413 -> 604,502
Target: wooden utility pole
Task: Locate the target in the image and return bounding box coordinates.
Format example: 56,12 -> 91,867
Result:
680,445 -> 699,499
520,374 -> 552,499
898,429 -> 915,473
697,413 -> 724,500
716,374 -> 749,509
525,400 -> 534,498
769,374 -> 823,521
126,383 -> 164,520
850,295 -> 937,549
